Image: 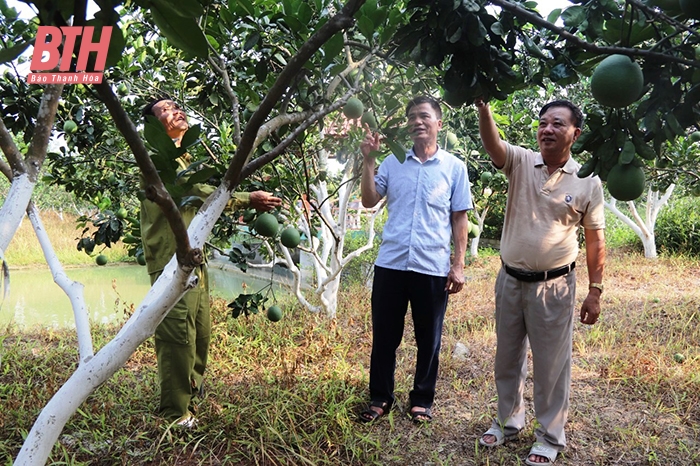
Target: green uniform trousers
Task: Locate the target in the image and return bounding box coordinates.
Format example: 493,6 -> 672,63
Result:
150,265 -> 210,421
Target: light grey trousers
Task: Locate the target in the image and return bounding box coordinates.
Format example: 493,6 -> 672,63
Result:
490,266 -> 576,451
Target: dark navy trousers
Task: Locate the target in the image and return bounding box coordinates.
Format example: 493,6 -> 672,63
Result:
369,265 -> 449,409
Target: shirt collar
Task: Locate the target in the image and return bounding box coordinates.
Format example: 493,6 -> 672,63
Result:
406,146 -> 445,163
534,153 -> 577,174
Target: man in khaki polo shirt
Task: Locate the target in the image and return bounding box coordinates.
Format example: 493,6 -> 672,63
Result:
474,99 -> 605,466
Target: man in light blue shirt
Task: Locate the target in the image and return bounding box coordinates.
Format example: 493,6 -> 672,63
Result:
358,96 -> 472,424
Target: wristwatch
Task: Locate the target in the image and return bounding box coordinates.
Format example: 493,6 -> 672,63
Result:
589,283 -> 604,293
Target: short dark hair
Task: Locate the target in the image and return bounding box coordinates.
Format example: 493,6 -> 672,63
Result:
142,97 -> 171,121
406,96 -> 442,119
539,100 -> 584,129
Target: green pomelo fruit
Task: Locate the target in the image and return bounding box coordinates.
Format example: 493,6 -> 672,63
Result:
361,112 -> 377,130
115,207 -> 128,220
117,83 -> 129,95
255,213 -> 279,238
480,171 -> 493,184
591,55 -> 644,108
63,120 -> 78,133
343,97 -> 364,119
137,253 -> 147,266
679,0 -> 700,18
468,222 -> 479,238
445,131 -> 459,150
280,227 -> 301,248
689,131 -> 700,142
267,305 -> 283,322
607,164 -> 646,201
95,254 -> 108,266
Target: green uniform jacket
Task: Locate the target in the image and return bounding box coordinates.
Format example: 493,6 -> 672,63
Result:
140,157 -> 250,275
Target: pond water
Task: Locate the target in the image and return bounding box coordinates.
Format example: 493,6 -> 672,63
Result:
0,259 -> 289,329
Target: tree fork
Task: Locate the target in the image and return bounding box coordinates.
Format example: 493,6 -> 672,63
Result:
94,81 -> 198,268
223,0 -> 365,188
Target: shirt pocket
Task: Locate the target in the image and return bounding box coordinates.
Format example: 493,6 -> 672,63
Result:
424,177 -> 451,210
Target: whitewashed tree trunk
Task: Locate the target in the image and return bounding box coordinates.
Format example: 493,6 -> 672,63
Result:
604,184 -> 675,259
0,173 -> 37,258
247,150 -> 384,318
26,203 -> 94,362
469,204 -> 489,257
15,184 -> 232,465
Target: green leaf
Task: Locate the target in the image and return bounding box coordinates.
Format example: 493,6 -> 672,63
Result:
143,115 -> 178,156
619,141 -> 636,165
385,137 -> 406,163
632,137 -> 657,161
372,6 -> 388,29
665,112 -> 685,137
152,0 -> 203,18
490,22 -> 505,36
230,0 -> 256,17
547,8 -> 562,23
282,0 -> 295,15
0,41 -> 30,65
322,32 -> 343,67
180,124 -> 201,150
243,31 -> 260,51
561,6 -> 585,28
255,60 -> 268,82
297,2 -> 312,24
183,167 -> 219,185
151,4 -> 209,58
358,14 -> 375,43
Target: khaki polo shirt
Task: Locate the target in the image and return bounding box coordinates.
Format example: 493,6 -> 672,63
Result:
499,142 -> 605,272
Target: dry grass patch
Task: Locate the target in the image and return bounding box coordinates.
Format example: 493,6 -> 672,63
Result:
1,250 -> 699,465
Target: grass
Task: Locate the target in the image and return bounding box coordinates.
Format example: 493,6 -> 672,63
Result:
1,248 -> 699,465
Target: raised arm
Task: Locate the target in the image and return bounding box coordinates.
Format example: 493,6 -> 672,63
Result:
474,98 -> 507,169
360,130 -> 382,208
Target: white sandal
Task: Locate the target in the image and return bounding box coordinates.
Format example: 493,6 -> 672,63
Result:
478,426 -> 518,447
524,442 -> 558,466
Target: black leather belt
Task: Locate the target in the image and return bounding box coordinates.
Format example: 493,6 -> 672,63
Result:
503,261 -> 575,282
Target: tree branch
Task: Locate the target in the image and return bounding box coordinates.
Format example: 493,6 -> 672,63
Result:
0,116 -> 23,177
627,0 -> 700,39
490,0 -> 700,68
93,81 -> 200,269
240,94 -> 351,179
208,54 -> 242,145
25,84 -> 64,179
223,0 -> 366,187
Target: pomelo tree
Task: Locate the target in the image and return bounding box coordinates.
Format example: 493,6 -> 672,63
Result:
2,0 -> 700,462
1,0 -> 400,462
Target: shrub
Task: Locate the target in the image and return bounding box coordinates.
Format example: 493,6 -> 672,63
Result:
655,197 -> 700,257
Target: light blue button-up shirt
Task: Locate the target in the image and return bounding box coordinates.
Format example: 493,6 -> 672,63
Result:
374,146 -> 472,277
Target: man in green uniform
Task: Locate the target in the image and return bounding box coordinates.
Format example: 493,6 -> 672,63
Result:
141,98 -> 282,426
